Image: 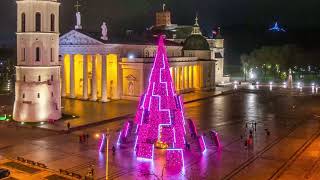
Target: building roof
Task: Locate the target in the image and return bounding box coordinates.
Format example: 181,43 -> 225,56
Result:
183,34 -> 210,50
72,29 -> 181,46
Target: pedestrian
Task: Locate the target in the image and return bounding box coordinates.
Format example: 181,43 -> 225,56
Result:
67,122 -> 70,131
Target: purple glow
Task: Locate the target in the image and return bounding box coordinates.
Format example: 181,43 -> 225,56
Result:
134,35 -> 186,164
166,149 -> 185,170
117,132 -> 122,146
99,134 -> 106,152
188,119 -> 198,137
210,130 -> 221,148
198,136 -> 206,153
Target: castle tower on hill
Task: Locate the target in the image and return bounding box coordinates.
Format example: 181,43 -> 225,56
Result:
13,0 -> 61,122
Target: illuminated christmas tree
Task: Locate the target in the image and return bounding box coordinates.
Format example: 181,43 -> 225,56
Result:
134,35 -> 186,164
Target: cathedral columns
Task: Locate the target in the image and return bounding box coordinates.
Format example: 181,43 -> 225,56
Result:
190,66 -> 194,88
91,55 -> 97,101
60,55 -> 66,97
82,55 -> 88,99
174,67 -> 180,91
185,66 -> 189,89
181,66 -> 184,90
70,54 -> 75,98
101,54 -> 108,102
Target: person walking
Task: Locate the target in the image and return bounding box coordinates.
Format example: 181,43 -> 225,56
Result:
67,122 -> 70,132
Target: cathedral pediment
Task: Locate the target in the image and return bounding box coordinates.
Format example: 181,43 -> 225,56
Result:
60,30 -> 105,46
126,74 -> 137,81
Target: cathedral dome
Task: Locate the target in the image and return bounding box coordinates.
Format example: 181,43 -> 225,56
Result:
183,34 -> 210,51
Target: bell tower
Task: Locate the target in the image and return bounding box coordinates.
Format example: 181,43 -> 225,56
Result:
13,0 -> 61,122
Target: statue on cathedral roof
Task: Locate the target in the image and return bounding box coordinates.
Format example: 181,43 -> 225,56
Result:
101,22 -> 108,40
74,1 -> 82,30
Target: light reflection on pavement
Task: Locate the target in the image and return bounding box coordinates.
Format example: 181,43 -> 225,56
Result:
0,92 -> 320,179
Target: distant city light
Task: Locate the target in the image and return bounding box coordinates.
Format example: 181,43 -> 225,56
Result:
128,54 -> 135,59
269,22 -> 286,32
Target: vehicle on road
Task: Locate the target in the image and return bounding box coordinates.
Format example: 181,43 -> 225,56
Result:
0,168 -> 10,179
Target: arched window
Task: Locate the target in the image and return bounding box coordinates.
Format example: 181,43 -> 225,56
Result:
50,14 -> 55,32
35,12 -> 41,32
21,13 -> 26,32
145,50 -> 149,57
36,47 -> 40,61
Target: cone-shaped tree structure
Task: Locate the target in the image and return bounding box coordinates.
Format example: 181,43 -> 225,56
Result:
134,35 -> 186,161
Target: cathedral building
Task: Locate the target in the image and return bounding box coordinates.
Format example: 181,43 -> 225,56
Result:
13,3 -> 229,122
59,7 -> 229,102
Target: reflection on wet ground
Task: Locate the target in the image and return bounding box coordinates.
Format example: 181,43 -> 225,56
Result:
1,92 -> 320,179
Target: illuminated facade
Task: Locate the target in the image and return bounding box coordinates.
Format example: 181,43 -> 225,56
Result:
59,7 -> 229,101
13,0 -> 62,122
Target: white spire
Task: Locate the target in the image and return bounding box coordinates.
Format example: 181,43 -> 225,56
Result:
191,13 -> 202,35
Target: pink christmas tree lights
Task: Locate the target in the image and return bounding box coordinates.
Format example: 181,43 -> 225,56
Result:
134,35 -> 186,164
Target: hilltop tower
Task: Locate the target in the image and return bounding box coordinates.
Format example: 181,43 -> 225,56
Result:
13,0 -> 61,122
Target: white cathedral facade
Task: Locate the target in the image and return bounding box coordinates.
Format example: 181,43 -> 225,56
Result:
13,1 -> 229,122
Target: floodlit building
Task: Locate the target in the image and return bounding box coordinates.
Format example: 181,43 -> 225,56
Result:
59,6 -> 229,101
13,3 -> 229,122
13,0 -> 62,122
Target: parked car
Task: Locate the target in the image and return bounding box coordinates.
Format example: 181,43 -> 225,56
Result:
0,168 -> 10,179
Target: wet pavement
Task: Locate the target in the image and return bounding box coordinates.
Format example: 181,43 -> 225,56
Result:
0,91 -> 320,179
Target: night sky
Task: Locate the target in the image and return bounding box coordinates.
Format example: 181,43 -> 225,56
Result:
0,0 -> 320,64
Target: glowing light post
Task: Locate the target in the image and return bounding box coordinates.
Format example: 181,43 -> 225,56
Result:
134,35 -> 186,168
269,81 -> 273,91
283,82 -> 287,88
312,83 -> 315,94
256,81 -> 260,89
98,128 -> 110,180
233,81 -> 238,90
